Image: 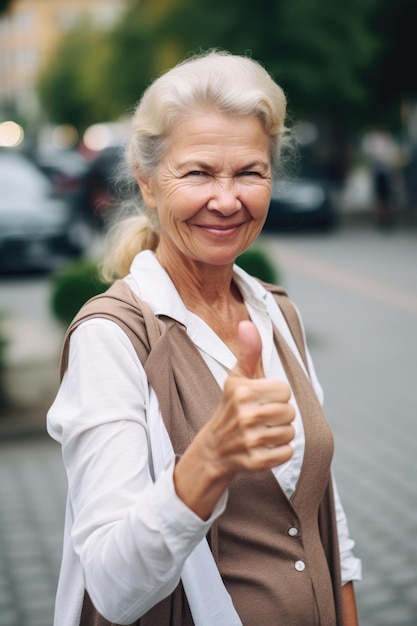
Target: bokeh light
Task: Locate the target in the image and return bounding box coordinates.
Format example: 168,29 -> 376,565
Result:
295,121 -> 318,147
83,123 -> 113,151
0,121 -> 24,147
52,124 -> 78,149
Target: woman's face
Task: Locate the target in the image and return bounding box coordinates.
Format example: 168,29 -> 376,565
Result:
139,112 -> 272,269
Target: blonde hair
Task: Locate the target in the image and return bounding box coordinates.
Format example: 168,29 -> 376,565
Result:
101,50 -> 289,282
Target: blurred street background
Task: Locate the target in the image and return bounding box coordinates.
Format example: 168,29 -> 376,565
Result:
1,0 -> 417,624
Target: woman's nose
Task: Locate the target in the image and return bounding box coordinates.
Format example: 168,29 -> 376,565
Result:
206,178 -> 242,214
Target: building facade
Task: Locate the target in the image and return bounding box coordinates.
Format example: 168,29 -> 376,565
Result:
0,0 -> 125,123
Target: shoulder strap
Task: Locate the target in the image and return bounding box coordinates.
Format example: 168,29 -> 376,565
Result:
258,279 -> 309,373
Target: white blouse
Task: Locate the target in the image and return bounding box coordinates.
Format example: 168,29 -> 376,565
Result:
47,250 -> 361,626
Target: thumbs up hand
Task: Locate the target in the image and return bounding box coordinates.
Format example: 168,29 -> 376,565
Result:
174,320 -> 295,520
211,320 -> 295,474
184,320 -> 295,483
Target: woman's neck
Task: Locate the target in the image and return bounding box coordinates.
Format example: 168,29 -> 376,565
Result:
155,247 -> 250,355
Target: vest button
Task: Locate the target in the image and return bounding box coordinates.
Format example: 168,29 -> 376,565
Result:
288,527 -> 299,537
294,560 -> 306,572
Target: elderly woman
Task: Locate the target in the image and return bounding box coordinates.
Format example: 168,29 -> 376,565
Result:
48,51 -> 361,626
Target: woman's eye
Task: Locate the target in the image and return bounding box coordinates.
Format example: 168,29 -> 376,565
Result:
187,170 -> 205,177
239,171 -> 261,177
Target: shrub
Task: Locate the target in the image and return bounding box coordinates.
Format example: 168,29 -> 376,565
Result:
50,259 -> 109,327
236,247 -> 279,284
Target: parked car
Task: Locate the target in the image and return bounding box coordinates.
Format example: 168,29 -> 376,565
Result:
78,145 -> 126,229
263,177 -> 338,232
0,150 -> 92,273
35,147 -> 89,202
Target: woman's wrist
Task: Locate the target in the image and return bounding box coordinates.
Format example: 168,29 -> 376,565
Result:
173,436 -> 232,521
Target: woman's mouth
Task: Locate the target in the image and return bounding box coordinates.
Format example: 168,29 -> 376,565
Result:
194,223 -> 244,237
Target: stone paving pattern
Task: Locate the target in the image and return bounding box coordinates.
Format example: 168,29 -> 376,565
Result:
0,439 -> 65,626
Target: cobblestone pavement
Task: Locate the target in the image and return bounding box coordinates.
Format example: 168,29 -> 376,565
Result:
0,225 -> 416,626
0,438 -> 65,626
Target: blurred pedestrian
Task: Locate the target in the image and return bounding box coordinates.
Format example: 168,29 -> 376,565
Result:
362,129 -> 400,227
47,50 -> 361,626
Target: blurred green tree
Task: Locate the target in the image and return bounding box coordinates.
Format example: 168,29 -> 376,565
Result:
37,20 -> 121,131
157,0 -> 379,121
37,0 -> 415,149
37,1 -> 179,131
365,0 -> 417,129
37,0 -> 379,132
0,0 -> 13,15
102,0 -> 184,114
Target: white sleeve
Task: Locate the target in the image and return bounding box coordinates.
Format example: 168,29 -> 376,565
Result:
47,320 -> 226,625
331,475 -> 362,585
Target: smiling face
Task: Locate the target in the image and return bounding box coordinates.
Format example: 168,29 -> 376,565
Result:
138,112 -> 272,272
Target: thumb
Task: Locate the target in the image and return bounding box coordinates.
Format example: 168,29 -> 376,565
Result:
232,320 -> 262,379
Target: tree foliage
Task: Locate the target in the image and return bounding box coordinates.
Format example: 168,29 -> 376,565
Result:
36,0 -> 416,135
37,1 -> 176,130
365,0 -> 417,128
0,0 -> 13,15
157,0 -> 379,121
37,20 -> 119,131
102,0 -> 165,115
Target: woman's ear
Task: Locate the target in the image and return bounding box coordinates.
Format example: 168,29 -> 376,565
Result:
137,175 -> 157,209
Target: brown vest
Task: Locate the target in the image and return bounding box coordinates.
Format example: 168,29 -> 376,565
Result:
60,279 -> 343,626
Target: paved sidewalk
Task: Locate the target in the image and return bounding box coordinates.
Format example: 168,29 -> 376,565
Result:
0,438 -> 65,626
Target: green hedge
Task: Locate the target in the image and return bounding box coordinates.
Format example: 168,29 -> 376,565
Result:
236,247 -> 279,284
50,259 -> 110,327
